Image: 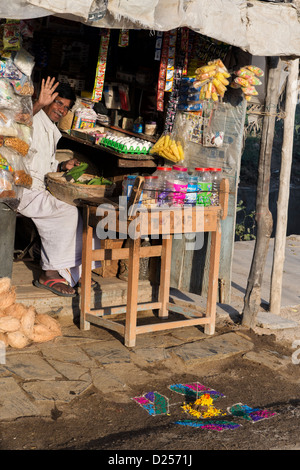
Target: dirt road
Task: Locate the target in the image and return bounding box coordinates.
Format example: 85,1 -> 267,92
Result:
0,327 -> 299,452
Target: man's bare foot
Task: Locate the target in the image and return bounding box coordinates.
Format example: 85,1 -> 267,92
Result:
39,270 -> 76,296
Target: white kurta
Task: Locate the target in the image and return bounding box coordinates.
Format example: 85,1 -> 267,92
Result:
18,110 -> 93,287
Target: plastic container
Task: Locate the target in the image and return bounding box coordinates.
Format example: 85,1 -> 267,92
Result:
122,175 -> 143,204
143,176 -> 158,206
145,121 -> 157,136
0,168 -> 16,199
195,168 -> 212,207
208,168 -> 222,206
185,175 -> 198,206
171,166 -> 188,206
152,166 -> 173,206
133,116 -> 143,133
139,237 -> 151,280
0,201 -> 16,278
122,175 -> 136,200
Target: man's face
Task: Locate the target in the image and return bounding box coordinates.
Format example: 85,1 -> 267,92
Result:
44,96 -> 72,122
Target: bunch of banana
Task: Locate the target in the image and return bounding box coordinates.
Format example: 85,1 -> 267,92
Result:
230,65 -> 263,101
150,134 -> 184,162
194,59 -> 231,102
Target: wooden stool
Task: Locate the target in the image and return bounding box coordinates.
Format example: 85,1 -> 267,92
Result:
80,179 -> 229,347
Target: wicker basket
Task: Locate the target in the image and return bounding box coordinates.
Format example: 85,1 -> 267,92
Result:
45,172 -> 116,206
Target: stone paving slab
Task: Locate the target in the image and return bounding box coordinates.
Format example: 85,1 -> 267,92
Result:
47,360 -> 91,381
4,354 -> 62,381
81,340 -> 131,364
132,347 -> 172,363
0,377 -> 41,420
38,344 -> 98,368
22,380 -> 92,403
169,332 -> 254,364
257,311 -> 299,330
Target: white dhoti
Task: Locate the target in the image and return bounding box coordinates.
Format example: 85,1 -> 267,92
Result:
18,188 -> 99,287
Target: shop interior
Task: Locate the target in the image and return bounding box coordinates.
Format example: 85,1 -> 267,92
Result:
0,15 -> 260,309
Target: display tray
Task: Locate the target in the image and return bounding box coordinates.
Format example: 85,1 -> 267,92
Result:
45,172 -> 116,207
70,129 -> 96,144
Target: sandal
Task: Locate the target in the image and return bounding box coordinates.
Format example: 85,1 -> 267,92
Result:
33,278 -> 77,298
76,279 -> 98,288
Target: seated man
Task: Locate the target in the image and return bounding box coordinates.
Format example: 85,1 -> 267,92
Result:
18,77 -> 90,297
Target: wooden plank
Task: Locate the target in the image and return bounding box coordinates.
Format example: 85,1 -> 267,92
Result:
85,302 -> 162,316
85,314 -> 125,335
204,219 -> 222,335
158,237 -> 173,317
166,302 -> 205,318
80,205 -> 93,330
91,244 -> 162,261
124,238 -> 141,347
269,58 -> 299,315
117,158 -> 157,168
136,317 -> 211,335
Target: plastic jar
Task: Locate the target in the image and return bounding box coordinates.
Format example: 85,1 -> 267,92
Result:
122,175 -> 144,203
171,166 -> 188,206
143,175 -> 158,206
145,121 -> 157,136
208,168 -> 222,206
185,174 -> 198,206
152,166 -> 173,206
0,168 -> 15,198
195,168 -> 212,206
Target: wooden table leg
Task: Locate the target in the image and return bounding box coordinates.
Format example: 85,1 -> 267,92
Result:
124,237 -> 141,347
80,205 -> 93,331
158,236 -> 172,318
204,220 -> 222,335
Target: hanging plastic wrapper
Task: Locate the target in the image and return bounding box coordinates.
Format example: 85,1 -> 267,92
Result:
118,29 -> 129,48
3,20 -> 21,52
92,29 -> 110,102
0,30 -> 34,206
156,31 -> 170,112
230,65 -> 264,102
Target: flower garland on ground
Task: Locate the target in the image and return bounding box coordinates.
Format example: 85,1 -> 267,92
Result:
181,393 -> 226,419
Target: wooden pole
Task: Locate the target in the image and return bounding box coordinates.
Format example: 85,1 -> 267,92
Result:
269,58 -> 299,315
242,57 -> 282,329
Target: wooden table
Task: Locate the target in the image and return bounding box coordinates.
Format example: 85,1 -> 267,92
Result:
80,179 -> 229,347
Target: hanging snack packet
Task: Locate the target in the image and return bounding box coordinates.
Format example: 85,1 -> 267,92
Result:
0,110 -> 18,136
11,75 -> 34,96
0,58 -> 22,80
14,48 -> 35,76
3,136 -> 30,157
3,21 -> 21,52
245,65 -> 264,77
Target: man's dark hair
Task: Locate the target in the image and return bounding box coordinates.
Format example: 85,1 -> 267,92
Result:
56,82 -> 76,107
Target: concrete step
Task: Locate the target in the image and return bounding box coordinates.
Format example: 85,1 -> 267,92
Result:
12,260 -> 155,320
